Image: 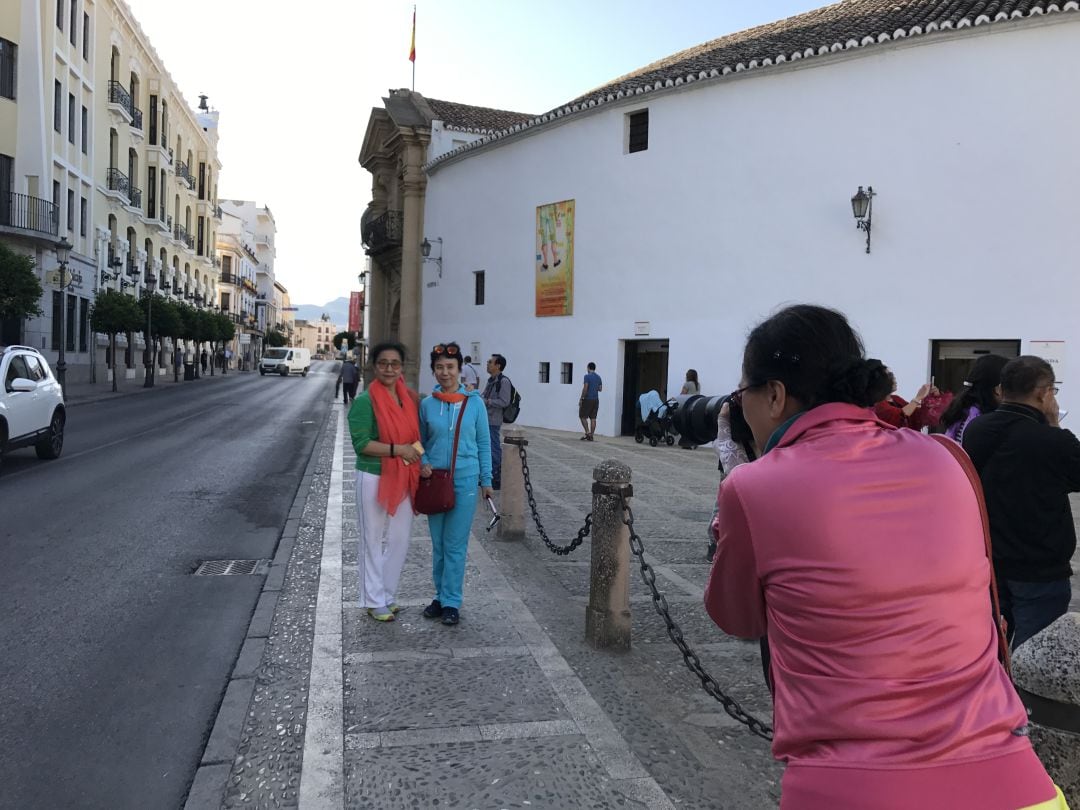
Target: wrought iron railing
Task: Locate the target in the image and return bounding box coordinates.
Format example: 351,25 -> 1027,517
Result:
175,160 -> 195,189
107,80 -> 133,115
220,271 -> 237,285
128,186 -> 142,209
106,167 -> 130,197
0,192 -> 59,237
361,209 -> 403,254
130,107 -> 143,130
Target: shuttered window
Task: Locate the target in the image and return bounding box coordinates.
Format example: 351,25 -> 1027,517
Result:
627,110 -> 648,154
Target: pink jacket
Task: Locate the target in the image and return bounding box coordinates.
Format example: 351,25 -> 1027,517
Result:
705,403 -> 1053,809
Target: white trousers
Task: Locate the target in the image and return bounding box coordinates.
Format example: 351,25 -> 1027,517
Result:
356,471 -> 414,609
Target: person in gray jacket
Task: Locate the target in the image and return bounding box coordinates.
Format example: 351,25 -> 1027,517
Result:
340,357 -> 360,405
481,354 -> 511,489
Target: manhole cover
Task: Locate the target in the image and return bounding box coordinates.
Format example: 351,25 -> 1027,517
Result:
193,559 -> 269,576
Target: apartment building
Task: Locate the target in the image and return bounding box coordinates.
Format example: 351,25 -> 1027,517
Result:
218,199 -> 276,340
0,0 -> 222,382
215,209 -> 258,369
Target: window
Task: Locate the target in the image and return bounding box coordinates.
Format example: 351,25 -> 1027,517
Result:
67,188 -> 74,231
147,166 -> 155,217
221,254 -> 231,273
197,216 -> 204,255
54,80 -> 61,131
80,195 -> 87,236
52,180 -> 60,215
79,297 -> 89,352
56,0 -> 64,31
6,355 -> 30,387
66,294 -> 76,352
0,39 -> 15,100
221,292 -> 230,310
198,162 -> 205,199
148,95 -> 157,142
51,292 -> 63,349
538,362 -> 550,384
474,270 -> 485,305
67,93 -> 75,143
82,13 -> 89,60
627,109 -> 649,154
24,355 -> 46,382
69,0 -> 77,46
561,362 -> 573,384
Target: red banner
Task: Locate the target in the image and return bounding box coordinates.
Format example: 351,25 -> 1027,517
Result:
349,290 -> 362,333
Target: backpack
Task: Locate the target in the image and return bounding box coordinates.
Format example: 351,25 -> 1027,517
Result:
501,377 -> 521,423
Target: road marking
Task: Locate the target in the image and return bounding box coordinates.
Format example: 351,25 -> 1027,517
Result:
298,410 -> 344,810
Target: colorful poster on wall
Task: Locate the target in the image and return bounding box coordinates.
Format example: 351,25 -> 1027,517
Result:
535,199 -> 574,317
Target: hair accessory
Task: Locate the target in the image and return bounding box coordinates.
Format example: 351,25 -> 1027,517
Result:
432,344 -> 459,356
962,381 -> 973,387
772,350 -> 800,364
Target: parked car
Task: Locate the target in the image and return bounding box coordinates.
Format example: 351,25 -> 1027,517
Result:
259,347 -> 311,377
0,345 -> 66,472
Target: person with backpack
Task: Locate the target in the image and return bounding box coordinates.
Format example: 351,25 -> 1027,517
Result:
482,354 -> 511,490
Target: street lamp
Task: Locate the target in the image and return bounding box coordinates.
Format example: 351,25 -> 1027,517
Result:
850,185 -> 875,254
143,271 -> 157,388
54,237 -> 73,395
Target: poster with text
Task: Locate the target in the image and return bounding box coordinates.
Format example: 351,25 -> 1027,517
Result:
535,199 -> 574,317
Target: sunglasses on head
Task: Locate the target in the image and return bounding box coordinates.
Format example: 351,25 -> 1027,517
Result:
432,344 -> 459,356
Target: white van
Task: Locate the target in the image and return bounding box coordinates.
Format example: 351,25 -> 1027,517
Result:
260,347 -> 311,377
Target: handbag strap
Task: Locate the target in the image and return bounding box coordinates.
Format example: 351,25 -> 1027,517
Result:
448,398 -> 468,477
931,434 -> 1013,678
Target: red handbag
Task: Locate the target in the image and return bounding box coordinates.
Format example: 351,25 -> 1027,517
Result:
414,401 -> 467,515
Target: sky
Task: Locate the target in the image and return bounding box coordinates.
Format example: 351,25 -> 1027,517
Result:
123,0 -> 826,307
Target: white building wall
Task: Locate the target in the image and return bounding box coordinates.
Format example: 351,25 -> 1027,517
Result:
428,121 -> 484,163
421,17 -> 1080,436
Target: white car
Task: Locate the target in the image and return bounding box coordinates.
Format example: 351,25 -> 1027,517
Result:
0,345 -> 66,471
259,347 -> 311,377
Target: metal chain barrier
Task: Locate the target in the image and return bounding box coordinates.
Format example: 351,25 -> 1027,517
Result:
621,496 -> 775,741
517,443 -> 592,556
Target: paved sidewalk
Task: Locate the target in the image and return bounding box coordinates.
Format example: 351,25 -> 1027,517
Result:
188,410 -> 1080,809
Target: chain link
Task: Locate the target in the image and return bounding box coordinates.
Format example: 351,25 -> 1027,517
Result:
621,497 -> 774,741
517,443 -> 591,556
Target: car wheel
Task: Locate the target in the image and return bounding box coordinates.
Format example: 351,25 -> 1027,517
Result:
279,366 -> 289,377
35,410 -> 65,460
260,370 -> 266,376
302,367 -> 308,377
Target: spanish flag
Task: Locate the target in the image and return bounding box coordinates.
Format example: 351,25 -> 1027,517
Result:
409,7 -> 416,63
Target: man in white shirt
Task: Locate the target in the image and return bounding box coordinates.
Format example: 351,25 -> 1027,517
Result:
461,355 -> 480,391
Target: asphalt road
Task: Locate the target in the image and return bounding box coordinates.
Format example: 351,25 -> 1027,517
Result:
0,361 -> 338,809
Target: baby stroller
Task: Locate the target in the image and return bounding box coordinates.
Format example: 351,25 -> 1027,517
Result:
634,390 -> 677,447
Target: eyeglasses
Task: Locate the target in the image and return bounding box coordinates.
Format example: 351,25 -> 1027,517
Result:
432,344 -> 459,356
1041,383 -> 1061,395
376,359 -> 402,369
729,382 -> 764,407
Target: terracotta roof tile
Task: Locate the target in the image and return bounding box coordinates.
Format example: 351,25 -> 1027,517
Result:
426,98 -> 535,133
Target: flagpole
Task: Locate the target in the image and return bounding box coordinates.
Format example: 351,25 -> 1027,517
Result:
411,5 -> 416,91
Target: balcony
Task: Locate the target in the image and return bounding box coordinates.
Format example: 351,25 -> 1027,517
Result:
107,80 -> 134,124
361,210 -> 403,256
127,185 -> 142,210
220,271 -> 237,285
174,224 -> 195,251
105,167 -> 130,203
0,192 -> 59,238
175,160 -> 195,190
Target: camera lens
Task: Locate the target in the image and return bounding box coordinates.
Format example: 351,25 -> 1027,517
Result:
671,394 -> 728,447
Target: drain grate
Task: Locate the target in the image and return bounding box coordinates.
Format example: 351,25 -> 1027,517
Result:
193,559 -> 269,576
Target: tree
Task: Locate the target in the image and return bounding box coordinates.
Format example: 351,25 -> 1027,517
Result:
265,329 -> 287,347
0,243 -> 44,325
91,289 -> 143,392
140,292 -> 180,370
216,313 -> 235,374
333,331 -> 356,351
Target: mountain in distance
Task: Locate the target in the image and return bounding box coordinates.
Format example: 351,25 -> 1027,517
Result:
294,297 -> 349,326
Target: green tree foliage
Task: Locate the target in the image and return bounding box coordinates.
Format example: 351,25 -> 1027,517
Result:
149,296 -> 183,341
265,329 -> 287,347
0,242 -> 44,321
333,331 -> 356,351
91,289 -> 143,391
216,313 -> 235,343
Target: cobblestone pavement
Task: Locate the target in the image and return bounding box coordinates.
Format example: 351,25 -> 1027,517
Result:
204,416 -> 1080,809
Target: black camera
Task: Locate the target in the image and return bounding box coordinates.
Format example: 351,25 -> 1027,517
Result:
672,394 -> 755,454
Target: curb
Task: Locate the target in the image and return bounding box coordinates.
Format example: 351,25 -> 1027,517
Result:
181,406 -> 334,810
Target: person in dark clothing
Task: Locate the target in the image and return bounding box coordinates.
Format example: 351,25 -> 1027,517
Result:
481,354 -> 511,490
200,349 -> 208,373
963,355 -> 1080,649
340,358 -> 360,405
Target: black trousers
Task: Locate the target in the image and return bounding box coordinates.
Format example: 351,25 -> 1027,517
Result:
343,382 -> 358,403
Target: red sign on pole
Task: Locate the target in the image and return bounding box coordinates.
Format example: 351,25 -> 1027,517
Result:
349,290 -> 363,333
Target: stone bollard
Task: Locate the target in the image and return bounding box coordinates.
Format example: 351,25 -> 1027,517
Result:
498,428 -> 527,541
585,460 -> 633,651
1011,612 -> 1080,806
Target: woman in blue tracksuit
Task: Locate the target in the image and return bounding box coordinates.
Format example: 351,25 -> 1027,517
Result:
419,342 -> 494,625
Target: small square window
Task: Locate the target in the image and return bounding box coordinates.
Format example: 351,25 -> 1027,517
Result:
561,362 -> 573,384
474,270 -> 485,306
626,109 -> 648,154
538,362 -> 550,384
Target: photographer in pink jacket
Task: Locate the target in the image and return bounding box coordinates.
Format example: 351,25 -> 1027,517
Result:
705,304 -> 1064,810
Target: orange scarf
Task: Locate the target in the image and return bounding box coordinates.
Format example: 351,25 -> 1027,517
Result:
368,377 -> 421,516
432,388 -> 467,404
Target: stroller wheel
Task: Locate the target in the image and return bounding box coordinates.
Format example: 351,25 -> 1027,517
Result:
649,437 -> 659,447
665,435 -> 676,446
634,431 -> 644,444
